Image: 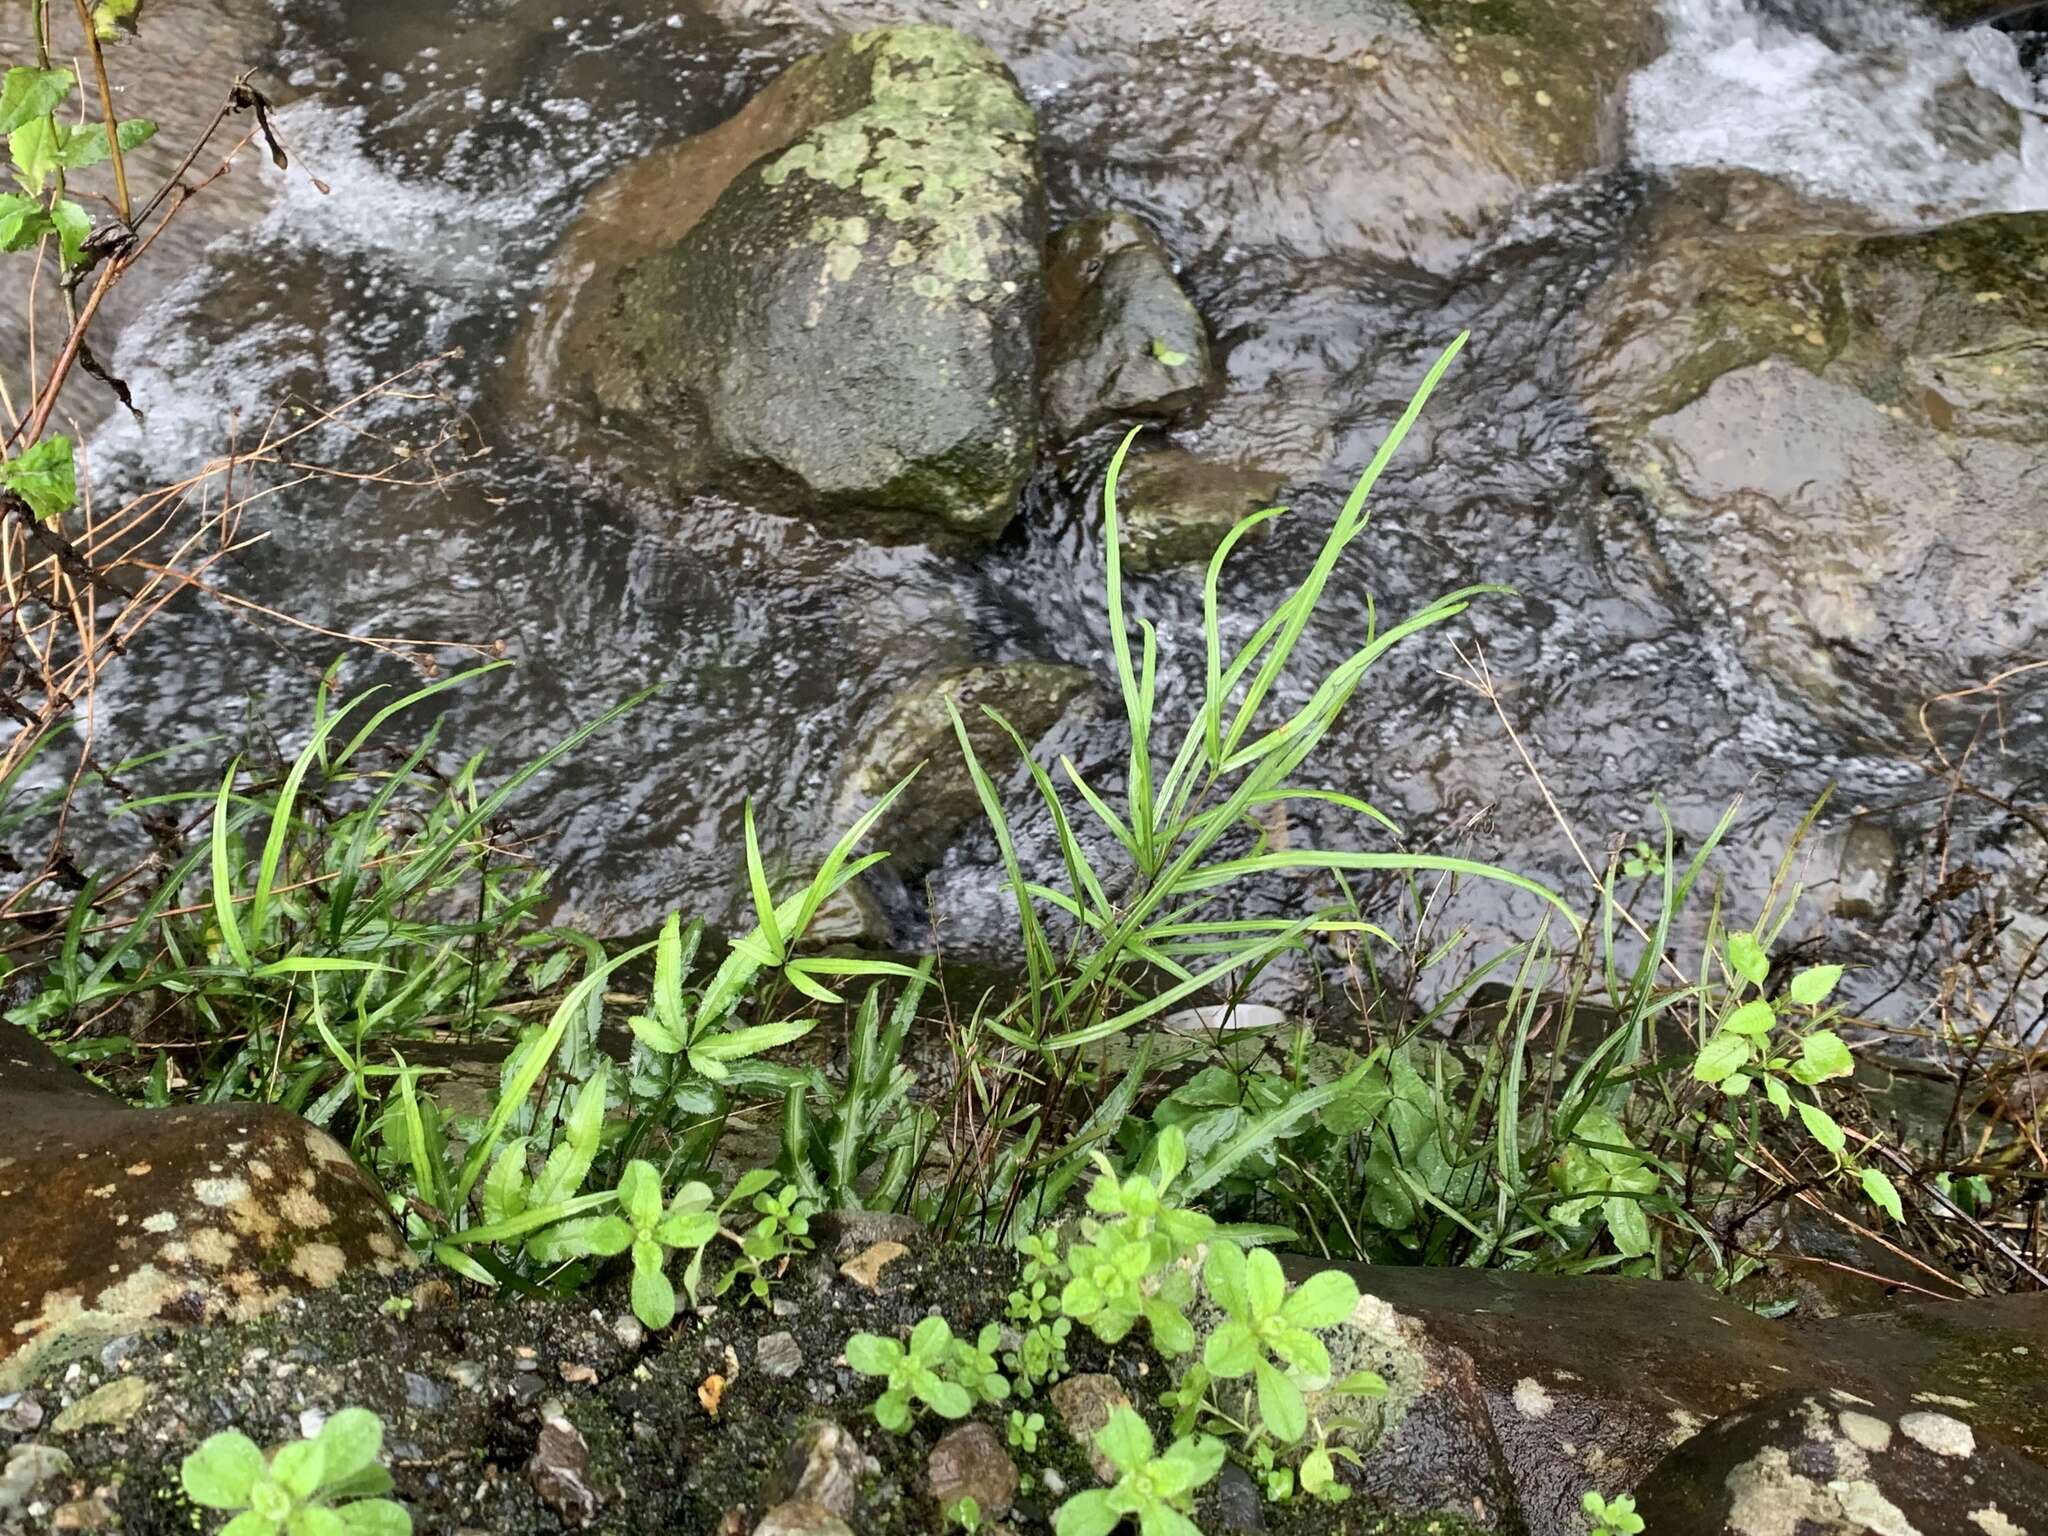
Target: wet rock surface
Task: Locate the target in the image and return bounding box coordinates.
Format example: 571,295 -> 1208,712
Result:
1042,212 -> 1211,441
1578,175 -> 2048,738
537,24 -> 1045,536
0,1024 -> 406,1391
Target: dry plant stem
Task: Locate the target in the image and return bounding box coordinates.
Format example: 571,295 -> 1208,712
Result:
1443,638 -> 1692,985
70,0 -> 131,221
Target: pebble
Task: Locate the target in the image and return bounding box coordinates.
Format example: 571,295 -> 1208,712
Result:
529,1411 -> 600,1525
928,1421 -> 1020,1520
446,1359 -> 486,1391
614,1314 -> 646,1350
404,1371 -> 447,1410
0,1394 -> 43,1433
757,1332 -> 804,1379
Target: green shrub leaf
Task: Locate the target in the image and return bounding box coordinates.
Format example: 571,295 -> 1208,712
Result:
180,1431 -> 267,1508
1726,932 -> 1768,986
1861,1167 -> 1904,1225
1788,964 -> 1843,1008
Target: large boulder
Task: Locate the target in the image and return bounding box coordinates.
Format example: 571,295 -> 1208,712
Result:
0,1024 -> 407,1390
529,25 -> 1045,537
1577,176 -> 2048,737
706,0 -> 1666,271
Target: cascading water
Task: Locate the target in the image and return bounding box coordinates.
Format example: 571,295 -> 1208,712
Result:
1629,0 -> 2048,218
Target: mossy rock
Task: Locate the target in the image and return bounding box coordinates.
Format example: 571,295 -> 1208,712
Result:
539,25 -> 1046,537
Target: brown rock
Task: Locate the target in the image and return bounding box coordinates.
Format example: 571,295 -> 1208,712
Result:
1050,1373 -> 1134,1483
528,1412 -> 600,1526
0,1023 -> 407,1391
929,1420 -> 1019,1520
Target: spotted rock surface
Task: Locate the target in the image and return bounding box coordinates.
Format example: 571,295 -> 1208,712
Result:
0,1024 -> 406,1390
1635,1388 -> 2048,1535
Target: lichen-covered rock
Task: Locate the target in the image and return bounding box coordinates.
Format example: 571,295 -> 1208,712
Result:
1042,213 -> 1210,441
0,1024 -> 406,1390
534,25 -> 1045,537
1111,450 -> 1285,573
839,660 -> 1091,869
1633,1388 -> 2048,1535
703,0 -> 1667,271
1576,178 -> 2048,737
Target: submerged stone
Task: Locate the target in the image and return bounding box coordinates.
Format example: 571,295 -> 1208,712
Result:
840,660 -> 1092,870
532,25 -> 1045,537
1042,213 -> 1211,441
1111,449 -> 1287,573
0,1024 -> 406,1391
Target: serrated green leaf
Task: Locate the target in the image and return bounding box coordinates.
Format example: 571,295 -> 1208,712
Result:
1721,999 -> 1775,1037
1693,1031 -> 1751,1085
1792,1029 -> 1854,1085
55,116 -> 156,171
1796,1099 -> 1847,1163
0,67 -> 74,136
0,191 -> 51,250
0,435 -> 77,520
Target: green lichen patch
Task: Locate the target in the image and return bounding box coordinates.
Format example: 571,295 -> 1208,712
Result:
760,25 -> 1037,298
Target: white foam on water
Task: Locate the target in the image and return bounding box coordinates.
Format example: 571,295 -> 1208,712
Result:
1629,0 -> 2048,219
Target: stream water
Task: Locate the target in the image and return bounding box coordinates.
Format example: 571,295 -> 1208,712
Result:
64,0 -> 2048,1023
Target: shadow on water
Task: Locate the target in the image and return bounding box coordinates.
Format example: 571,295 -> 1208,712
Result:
58,0 -> 2048,1023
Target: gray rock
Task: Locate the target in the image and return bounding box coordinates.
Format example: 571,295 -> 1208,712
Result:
928,1420 -> 1020,1519
758,1331 -> 805,1379
1204,1461 -> 1267,1533
0,1022 -> 408,1391
1042,213 -> 1210,441
0,1444 -> 71,1520
534,25 -> 1045,537
765,1420 -> 867,1519
841,661 -> 1092,870
1634,1388 -> 2048,1534
1111,450 -> 1286,574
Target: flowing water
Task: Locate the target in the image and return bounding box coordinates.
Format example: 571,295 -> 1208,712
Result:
61,0 -> 2048,1021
